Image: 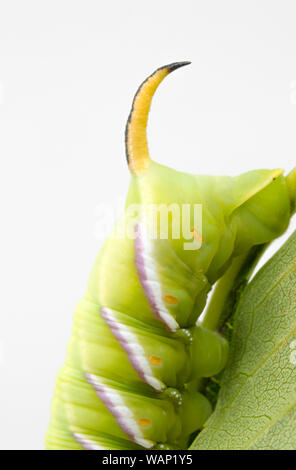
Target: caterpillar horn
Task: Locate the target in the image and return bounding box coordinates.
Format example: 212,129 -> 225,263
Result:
125,61 -> 191,174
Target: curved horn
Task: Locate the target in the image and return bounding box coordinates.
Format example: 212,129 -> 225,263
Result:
125,61 -> 191,174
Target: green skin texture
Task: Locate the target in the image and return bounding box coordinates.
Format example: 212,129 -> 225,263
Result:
46,158 -> 292,450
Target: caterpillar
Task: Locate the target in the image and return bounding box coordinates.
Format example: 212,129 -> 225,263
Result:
46,61 -> 296,450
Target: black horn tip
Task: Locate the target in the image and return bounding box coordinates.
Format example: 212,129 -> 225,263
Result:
165,61 -> 191,72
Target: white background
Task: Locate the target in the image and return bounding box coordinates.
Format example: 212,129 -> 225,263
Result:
1,0 -> 296,449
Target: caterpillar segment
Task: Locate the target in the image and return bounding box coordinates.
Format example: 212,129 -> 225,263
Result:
46,62 -> 295,450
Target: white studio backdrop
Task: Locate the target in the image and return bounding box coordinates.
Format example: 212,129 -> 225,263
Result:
1,0 -> 296,449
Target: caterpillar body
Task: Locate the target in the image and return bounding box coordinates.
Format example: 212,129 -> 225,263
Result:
46,62 -> 295,450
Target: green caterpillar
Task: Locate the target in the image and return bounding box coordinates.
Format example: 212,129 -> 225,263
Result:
46,62 -> 296,450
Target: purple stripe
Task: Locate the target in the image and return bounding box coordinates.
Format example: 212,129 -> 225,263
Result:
85,373 -> 138,444
134,223 -> 174,331
100,307 -> 150,387
73,433 -> 99,450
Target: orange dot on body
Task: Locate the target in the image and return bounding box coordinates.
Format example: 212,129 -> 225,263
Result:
149,355 -> 163,365
138,418 -> 152,427
163,294 -> 179,304
190,227 -> 204,244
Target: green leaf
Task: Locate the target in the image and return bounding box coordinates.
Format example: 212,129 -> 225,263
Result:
192,231 -> 296,450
